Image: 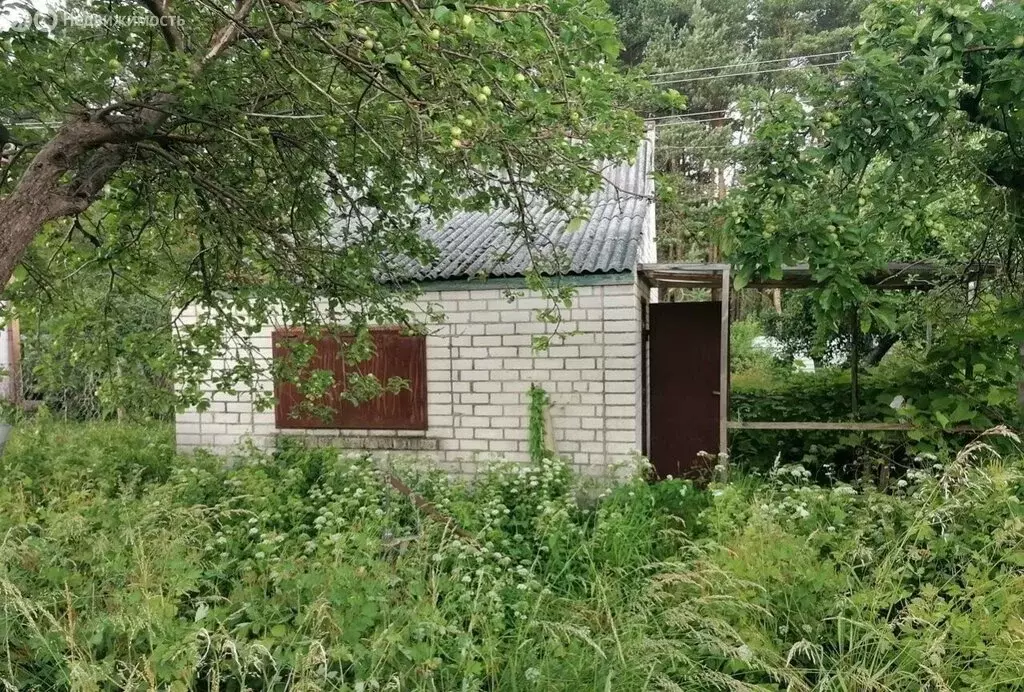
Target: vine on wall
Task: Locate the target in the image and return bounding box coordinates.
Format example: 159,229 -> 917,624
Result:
528,384 -> 551,463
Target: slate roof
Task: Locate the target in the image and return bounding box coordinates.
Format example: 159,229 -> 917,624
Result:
405,137 -> 654,281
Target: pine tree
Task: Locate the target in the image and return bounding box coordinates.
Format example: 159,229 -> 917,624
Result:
615,0 -> 867,265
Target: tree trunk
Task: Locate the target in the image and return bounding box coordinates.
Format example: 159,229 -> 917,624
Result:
0,189 -> 52,288
0,7 -> 240,287
0,121 -> 129,286
0,107 -> 174,288
863,333 -> 900,367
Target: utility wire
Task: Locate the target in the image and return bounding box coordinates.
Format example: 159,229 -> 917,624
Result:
652,60 -> 846,86
11,53 -> 847,128
647,50 -> 851,79
659,143 -> 742,150
653,116 -> 739,128
645,109 -> 730,122
14,116 -> 733,133
650,116 -> 733,128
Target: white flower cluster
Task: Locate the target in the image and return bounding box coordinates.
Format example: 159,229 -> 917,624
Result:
770,464 -> 813,483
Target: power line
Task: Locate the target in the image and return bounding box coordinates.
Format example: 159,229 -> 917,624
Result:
9,53 -> 846,127
659,145 -> 742,152
645,109 -> 730,123
653,61 -> 846,86
15,113 -> 737,130
647,50 -> 851,79
659,142 -> 743,148
653,116 -> 738,128
654,120 -> 735,128
649,115 -> 733,127
651,59 -> 843,85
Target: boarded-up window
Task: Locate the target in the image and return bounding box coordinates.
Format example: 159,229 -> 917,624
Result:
272,328 -> 427,430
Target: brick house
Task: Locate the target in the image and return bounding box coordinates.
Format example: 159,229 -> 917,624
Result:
175,137 -> 656,478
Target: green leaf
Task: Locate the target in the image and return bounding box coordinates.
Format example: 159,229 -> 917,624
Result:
859,311 -> 872,334
566,216 -> 586,233
987,386 -> 1013,407
599,36 -> 620,59
949,400 -> 974,424
870,306 -> 897,332
304,1 -> 324,19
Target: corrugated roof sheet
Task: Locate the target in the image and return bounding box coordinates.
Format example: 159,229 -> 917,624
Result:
405,138 -> 654,281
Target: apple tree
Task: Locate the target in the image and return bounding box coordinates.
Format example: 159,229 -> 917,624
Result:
722,0 -> 1024,428
725,0 -> 1023,308
0,0 -> 643,407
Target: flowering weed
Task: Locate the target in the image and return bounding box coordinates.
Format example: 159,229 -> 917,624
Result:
3,423 -> 1024,689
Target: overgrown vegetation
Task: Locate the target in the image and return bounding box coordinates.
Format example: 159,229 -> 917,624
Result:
4,423 -> 1024,690
725,0 -> 1024,326
728,312 -> 1023,477
1,0 -> 649,409
527,383 -> 551,463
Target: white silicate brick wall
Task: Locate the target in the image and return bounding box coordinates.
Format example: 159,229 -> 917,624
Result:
175,277 -> 649,478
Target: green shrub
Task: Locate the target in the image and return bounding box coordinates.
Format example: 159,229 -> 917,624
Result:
17,291 -> 176,422
730,369 -> 889,476
730,319 -> 787,378
699,433 -> 1024,689
4,423 -> 1024,690
730,361 -> 1023,477
0,423 -> 746,691
0,419 -> 176,498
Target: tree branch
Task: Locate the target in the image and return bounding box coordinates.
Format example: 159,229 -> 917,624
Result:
57,145 -> 130,216
137,0 -> 185,52
205,0 -> 256,63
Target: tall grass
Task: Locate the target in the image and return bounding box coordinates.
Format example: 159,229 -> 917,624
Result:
2,423 -> 1024,690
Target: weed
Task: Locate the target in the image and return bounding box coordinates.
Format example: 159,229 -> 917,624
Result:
2,423 -> 1024,690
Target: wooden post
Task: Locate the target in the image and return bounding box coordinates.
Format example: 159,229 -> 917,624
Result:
709,169 -> 728,303
878,459 -> 890,491
850,306 -> 860,419
727,420 -> 980,432
6,316 -> 20,405
719,265 -> 731,460
1018,343 -> 1024,409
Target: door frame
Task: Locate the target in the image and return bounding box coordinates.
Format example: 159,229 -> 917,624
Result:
643,267 -> 731,478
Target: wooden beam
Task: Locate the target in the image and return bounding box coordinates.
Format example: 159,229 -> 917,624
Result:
727,420 -> 983,432
719,265 -> 730,457
385,472 -> 474,541
6,316 -> 19,405
728,421 -> 912,431
638,262 -> 998,291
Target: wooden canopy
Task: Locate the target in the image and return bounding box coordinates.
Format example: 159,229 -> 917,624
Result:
638,262 -> 996,291
637,261 -> 997,463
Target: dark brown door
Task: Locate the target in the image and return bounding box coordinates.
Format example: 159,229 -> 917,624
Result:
648,302 -> 721,479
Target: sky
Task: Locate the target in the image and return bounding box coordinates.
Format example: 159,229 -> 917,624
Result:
0,0 -> 58,32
